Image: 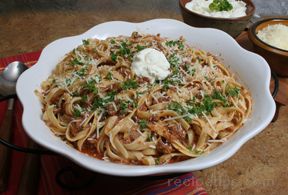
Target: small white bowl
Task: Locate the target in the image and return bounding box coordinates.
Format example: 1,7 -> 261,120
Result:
16,19 -> 275,176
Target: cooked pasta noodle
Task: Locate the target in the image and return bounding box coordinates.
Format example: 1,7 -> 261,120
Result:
36,32 -> 252,165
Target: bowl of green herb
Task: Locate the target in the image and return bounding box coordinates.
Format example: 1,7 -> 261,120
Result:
179,0 -> 255,37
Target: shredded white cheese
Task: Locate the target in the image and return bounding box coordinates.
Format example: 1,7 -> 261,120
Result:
257,24 -> 288,51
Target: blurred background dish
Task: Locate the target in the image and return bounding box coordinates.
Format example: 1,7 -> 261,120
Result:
179,0 -> 255,37
248,18 -> 288,76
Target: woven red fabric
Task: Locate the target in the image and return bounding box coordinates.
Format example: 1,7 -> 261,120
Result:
0,51 -> 207,195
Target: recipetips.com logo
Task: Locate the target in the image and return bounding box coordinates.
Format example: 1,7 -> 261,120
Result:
166,171 -> 274,190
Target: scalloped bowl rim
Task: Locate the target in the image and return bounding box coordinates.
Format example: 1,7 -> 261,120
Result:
16,19 -> 275,176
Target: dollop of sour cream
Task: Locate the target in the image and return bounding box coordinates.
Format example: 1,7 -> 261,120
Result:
132,48 -> 170,83
185,0 -> 247,18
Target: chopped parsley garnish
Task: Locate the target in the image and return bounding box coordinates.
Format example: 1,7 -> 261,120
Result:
119,42 -> 131,56
105,91 -> 117,102
73,108 -> 82,117
111,52 -> 117,62
212,90 -> 227,104
226,87 -> 240,97
121,79 -> 138,90
73,105 -> 83,117
81,94 -> 88,102
64,78 -> 72,86
91,91 -> 116,110
139,119 -> 148,130
82,39 -> 89,45
185,64 -> 195,76
202,96 -> 215,113
84,80 -> 98,94
110,39 -> 116,44
188,96 -> 216,115
161,76 -> 181,90
136,45 -> 146,52
76,68 -> 86,77
92,98 -> 105,110
70,58 -> 84,66
119,100 -> 128,113
168,54 -> 180,74
209,0 -> 233,12
165,40 -> 184,50
106,72 -> 113,80
168,102 -> 186,115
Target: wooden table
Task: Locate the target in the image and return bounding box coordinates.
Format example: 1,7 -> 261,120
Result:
1,1 -> 287,194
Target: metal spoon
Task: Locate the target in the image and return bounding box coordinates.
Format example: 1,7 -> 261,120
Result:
0,61 -> 27,192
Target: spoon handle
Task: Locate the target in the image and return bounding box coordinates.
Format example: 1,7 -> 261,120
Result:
16,141 -> 41,195
0,98 -> 14,192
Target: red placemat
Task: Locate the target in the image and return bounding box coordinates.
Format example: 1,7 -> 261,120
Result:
0,51 -> 207,195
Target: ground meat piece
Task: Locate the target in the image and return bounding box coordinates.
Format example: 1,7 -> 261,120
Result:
70,122 -> 86,137
120,127 -> 140,144
158,96 -> 170,103
105,83 -> 121,93
167,124 -> 186,140
137,77 -> 150,84
156,138 -> 173,154
118,68 -> 131,78
139,104 -> 148,111
106,103 -> 117,116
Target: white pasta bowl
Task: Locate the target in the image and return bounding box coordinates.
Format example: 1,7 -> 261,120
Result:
16,19 -> 275,176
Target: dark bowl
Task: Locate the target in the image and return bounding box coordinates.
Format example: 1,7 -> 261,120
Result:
179,0 -> 255,38
248,18 -> 288,76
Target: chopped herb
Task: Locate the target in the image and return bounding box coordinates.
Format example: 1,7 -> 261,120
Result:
82,39 -> 89,45
70,58 -> 84,66
119,42 -> 131,56
168,54 -> 180,74
105,91 -> 116,102
188,96 -> 216,115
76,68 -> 86,77
185,64 -> 195,76
91,91 -> 116,110
136,45 -> 146,52
139,119 -> 148,130
178,42 -> 184,50
165,40 -> 184,50
212,90 -> 226,102
165,40 -> 177,47
168,101 -> 186,115
212,90 -> 230,107
226,87 -> 240,97
121,79 -> 138,90
161,77 -> 181,90
92,98 -> 105,110
73,108 -> 82,117
64,78 -> 72,86
110,39 -> 116,44
119,100 -> 128,113
84,80 -> 98,94
209,0 -> 233,12
81,94 -> 88,102
202,96 -> 216,113
106,72 -> 113,80
111,52 -> 117,62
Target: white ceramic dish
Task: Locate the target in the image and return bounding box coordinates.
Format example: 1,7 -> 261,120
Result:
16,19 -> 275,176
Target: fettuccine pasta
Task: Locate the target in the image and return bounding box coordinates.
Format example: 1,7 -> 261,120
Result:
36,32 -> 252,165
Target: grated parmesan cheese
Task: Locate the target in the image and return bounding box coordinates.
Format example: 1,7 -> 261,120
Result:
257,24 -> 288,51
